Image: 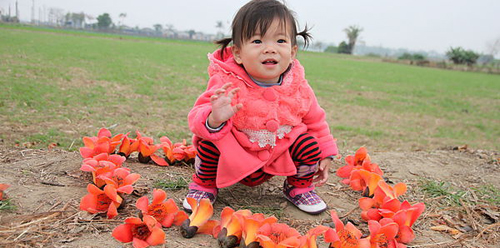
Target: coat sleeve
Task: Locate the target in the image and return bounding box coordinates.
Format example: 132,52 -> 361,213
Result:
302,87 -> 338,158
188,75 -> 234,141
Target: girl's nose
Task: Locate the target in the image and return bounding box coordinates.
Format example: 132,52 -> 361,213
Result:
264,43 -> 277,54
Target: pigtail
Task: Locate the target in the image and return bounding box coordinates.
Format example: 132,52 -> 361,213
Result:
297,25 -> 312,49
215,37 -> 233,58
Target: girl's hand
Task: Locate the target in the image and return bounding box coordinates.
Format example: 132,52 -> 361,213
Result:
208,83 -> 243,128
313,157 -> 333,187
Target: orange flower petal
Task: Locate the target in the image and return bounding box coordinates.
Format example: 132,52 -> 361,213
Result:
79,147 -> 94,158
124,173 -> 141,185
161,214 -> 176,227
174,211 -> 189,226
104,185 -> 119,202
359,170 -> 383,196
187,198 -> 198,218
242,218 -> 259,245
125,217 -> 143,225
324,228 -> 339,243
79,193 -> 98,213
190,198 -> 213,227
136,196 -> 149,212
164,198 -> 179,213
394,183 -> 407,197
330,211 -> 344,231
146,227 -> 165,246
220,207 -> 236,227
117,185 -> 134,194
379,222 -> 399,240
132,238 -> 150,248
397,225 -> 415,244
354,147 -> 368,164
151,154 -> 169,166
112,223 -> 133,243
197,219 -> 219,235
82,137 -> 95,149
359,197 -> 375,210
226,215 -> 243,237
107,202 -> 118,219
87,183 -> 103,195
336,165 -> 354,178
119,136 -> 130,153
98,128 -> 112,138
152,189 -> 167,204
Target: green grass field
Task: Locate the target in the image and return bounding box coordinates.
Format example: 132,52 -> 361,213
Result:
1,24 -> 499,152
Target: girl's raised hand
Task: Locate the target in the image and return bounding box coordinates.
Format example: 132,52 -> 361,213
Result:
207,83 -> 243,128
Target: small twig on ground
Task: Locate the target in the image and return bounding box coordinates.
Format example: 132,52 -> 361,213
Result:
459,198 -> 480,231
14,212 -> 60,229
474,222 -> 500,240
41,181 -> 65,187
340,207 -> 358,219
47,201 -> 62,212
407,239 -> 461,247
13,226 -> 32,241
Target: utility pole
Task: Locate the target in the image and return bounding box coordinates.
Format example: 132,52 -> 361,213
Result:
15,1 -> 19,20
31,0 -> 35,23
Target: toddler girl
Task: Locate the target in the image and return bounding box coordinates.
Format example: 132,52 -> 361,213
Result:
184,0 -> 338,215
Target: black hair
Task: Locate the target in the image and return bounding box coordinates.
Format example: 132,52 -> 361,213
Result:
216,0 -> 312,57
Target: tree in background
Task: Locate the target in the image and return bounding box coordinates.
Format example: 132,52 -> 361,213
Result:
343,25 -> 363,54
97,13 -> 112,30
118,13 -> 127,28
216,21 -> 225,39
188,30 -> 196,39
337,41 -> 350,54
324,45 -> 338,53
398,53 -> 426,61
64,12 -> 85,28
153,24 -> 163,34
446,47 -> 479,66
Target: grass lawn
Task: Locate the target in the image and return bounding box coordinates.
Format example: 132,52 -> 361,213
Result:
1,24 -> 499,152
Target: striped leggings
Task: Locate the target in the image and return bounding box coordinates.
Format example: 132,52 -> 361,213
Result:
192,133 -> 321,188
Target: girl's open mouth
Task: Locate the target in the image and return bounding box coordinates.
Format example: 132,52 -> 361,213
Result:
262,59 -> 278,65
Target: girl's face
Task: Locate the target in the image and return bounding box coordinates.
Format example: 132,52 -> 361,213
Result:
232,18 -> 298,84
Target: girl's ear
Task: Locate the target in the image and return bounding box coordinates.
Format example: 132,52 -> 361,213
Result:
291,45 -> 298,62
232,46 -> 243,64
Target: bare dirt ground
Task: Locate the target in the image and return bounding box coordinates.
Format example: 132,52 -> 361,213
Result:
0,144 -> 499,248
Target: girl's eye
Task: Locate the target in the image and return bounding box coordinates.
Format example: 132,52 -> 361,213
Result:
252,39 -> 262,44
277,39 -> 286,43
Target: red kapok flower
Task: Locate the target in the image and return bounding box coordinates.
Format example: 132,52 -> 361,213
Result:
299,225 -> 330,248
392,202 -> 425,244
237,212 -> 278,247
136,131 -> 163,164
349,169 -> 383,197
112,215 -> 165,248
0,184 -> 10,200
136,189 -> 188,227
99,167 -> 140,194
181,198 -> 216,238
325,211 -> 363,248
79,128 -> 124,158
118,135 -> 140,158
256,222 -> 302,248
79,184 -> 122,219
80,153 -> 125,187
366,219 -> 399,248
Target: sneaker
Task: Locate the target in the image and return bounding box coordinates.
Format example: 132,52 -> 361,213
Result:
283,180 -> 327,215
182,183 -> 218,213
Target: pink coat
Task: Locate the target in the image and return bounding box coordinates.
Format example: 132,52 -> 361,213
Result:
188,47 -> 338,188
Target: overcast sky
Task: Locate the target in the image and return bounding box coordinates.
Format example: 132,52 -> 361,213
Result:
2,0 -> 500,55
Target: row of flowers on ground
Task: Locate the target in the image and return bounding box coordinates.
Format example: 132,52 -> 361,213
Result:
166,147 -> 425,248
76,128 -> 425,248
